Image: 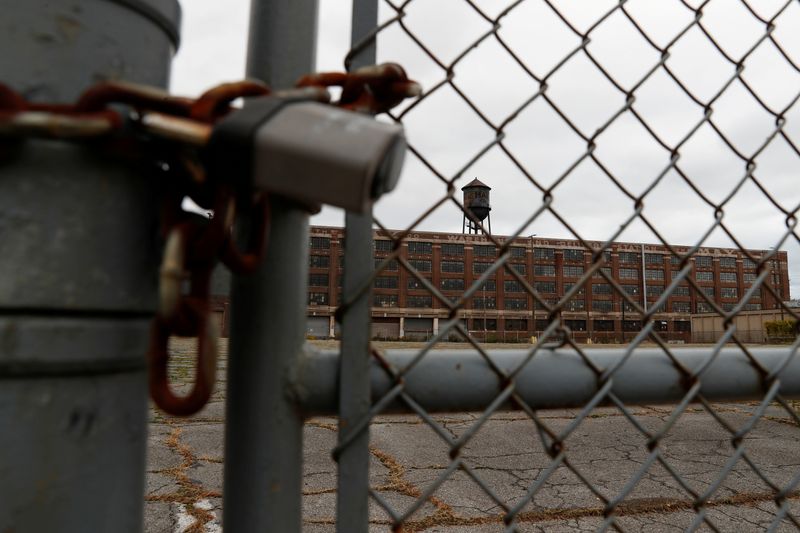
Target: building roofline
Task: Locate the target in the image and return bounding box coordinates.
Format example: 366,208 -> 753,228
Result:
308,225 -> 784,256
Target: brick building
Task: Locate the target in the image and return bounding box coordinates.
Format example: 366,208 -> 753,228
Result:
303,226 -> 790,343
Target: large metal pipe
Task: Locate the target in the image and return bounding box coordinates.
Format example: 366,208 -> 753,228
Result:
0,1 -> 180,531
223,0 -> 318,531
296,348 -> 800,416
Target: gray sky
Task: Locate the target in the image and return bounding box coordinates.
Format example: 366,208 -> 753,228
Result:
171,0 -> 800,298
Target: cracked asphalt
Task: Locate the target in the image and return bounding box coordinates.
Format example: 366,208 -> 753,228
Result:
145,341 -> 800,532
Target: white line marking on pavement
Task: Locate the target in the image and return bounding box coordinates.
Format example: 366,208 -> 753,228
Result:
174,499 -> 221,533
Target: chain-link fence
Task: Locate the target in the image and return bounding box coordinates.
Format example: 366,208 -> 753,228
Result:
329,0 -> 800,530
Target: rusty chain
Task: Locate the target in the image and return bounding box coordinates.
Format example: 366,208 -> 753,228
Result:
0,62 -> 420,416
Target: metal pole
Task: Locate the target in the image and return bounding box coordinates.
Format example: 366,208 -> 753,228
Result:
0,1 -> 179,531
296,347 -> 800,415
529,234 -> 537,340
223,1 -> 318,531
641,243 -> 648,312
337,1 -> 379,531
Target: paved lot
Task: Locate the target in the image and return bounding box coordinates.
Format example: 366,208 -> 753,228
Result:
145,341 -> 800,532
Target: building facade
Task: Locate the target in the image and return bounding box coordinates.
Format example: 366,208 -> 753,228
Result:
304,226 -> 790,343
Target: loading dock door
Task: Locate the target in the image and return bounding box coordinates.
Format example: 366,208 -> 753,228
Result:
306,316 -> 330,339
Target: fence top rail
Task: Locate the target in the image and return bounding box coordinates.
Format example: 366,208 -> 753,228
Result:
296,346 -> 800,416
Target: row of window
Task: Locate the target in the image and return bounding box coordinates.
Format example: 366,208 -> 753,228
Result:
312,291 -> 757,313
324,260 -> 773,295
375,317 -> 692,333
382,241 -> 533,258
318,237 -> 762,272
324,250 -> 776,283
366,258 -> 753,285
325,295 -> 766,313
323,271 -> 758,305
474,262 -> 526,275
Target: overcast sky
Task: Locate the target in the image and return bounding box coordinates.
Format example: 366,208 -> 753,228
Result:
171,0 -> 800,298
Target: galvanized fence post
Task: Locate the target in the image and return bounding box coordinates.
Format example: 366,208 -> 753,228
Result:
0,0 -> 179,531
336,1 -> 380,531
222,0 -> 318,531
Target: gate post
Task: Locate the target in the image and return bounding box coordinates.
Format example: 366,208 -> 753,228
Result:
222,1 -> 318,531
0,1 -> 180,531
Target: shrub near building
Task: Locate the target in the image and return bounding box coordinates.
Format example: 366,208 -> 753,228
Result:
764,320 -> 797,343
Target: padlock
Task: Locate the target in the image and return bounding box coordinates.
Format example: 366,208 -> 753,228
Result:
204,95 -> 406,212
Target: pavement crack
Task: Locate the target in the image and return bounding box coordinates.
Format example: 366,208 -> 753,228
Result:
145,423 -> 221,532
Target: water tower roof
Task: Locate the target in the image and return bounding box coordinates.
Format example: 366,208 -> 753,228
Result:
461,178 -> 491,190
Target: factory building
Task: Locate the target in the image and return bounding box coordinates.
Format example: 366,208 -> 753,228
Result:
211,179 -> 791,343
303,226 -> 790,343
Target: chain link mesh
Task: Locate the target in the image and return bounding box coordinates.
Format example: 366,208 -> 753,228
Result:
334,1 -> 800,530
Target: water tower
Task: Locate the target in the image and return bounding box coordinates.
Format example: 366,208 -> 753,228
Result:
462,178 -> 491,234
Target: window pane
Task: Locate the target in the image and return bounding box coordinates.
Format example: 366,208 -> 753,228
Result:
441,243 -> 464,256
619,252 -> 640,263
510,246 -> 526,258
672,286 -> 690,296
672,301 -> 690,313
645,269 -> 664,280
593,319 -> 614,331
564,299 -> 586,311
562,265 -> 584,277
441,260 -> 464,273
592,283 -> 612,295
308,292 -> 328,305
721,287 -> 738,299
504,318 -> 528,331
647,285 -> 664,297
504,280 -> 524,293
408,259 -> 431,272
535,281 -> 555,293
374,294 -> 397,307
407,241 -> 432,254
505,297 -> 527,310
694,255 -> 712,267
473,262 -> 491,274
473,297 -> 496,309
592,267 -> 612,278
374,276 -> 399,289
373,239 -> 393,251
440,278 -> 465,291
309,255 -> 330,268
407,295 -> 432,308
310,236 -> 330,249
375,257 -> 398,271
309,273 -> 329,286
473,245 -> 496,257
592,300 -> 613,312
406,277 -> 429,290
